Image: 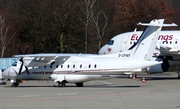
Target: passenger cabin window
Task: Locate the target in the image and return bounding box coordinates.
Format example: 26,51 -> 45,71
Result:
89,65 -> 91,68
67,65 -> 70,68
61,65 -> 63,68
80,64 -> 82,68
170,41 -> 172,44
175,41 -> 178,44
73,65 -> 75,68
107,40 -> 114,45
11,62 -> 17,66
94,64 -> 97,68
56,65 -> 59,68
44,66 -> 46,68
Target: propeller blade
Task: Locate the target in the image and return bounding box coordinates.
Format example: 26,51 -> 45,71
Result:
25,66 -> 29,75
19,57 -> 23,62
17,45 -> 29,75
19,62 -> 24,75
18,46 -> 22,54
24,45 -> 29,54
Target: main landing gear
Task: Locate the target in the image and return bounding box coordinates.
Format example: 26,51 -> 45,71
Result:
177,72 -> 180,79
128,74 -> 137,79
75,82 -> 83,87
56,81 -> 66,87
11,79 -> 21,87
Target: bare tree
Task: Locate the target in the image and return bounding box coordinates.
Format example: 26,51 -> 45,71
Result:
0,14 -> 16,57
92,10 -> 108,49
79,0 -> 96,53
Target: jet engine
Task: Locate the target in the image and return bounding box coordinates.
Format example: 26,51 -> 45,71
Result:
147,58 -> 170,74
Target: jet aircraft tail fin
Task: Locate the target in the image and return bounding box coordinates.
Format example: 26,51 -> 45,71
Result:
119,19 -> 177,60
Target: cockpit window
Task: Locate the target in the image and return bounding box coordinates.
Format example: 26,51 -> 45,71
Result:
12,62 -> 17,66
107,40 -> 114,45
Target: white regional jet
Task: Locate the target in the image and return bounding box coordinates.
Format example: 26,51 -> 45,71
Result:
99,29 -> 180,75
2,19 -> 176,87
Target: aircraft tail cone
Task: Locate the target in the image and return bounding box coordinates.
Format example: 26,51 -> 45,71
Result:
142,77 -> 146,83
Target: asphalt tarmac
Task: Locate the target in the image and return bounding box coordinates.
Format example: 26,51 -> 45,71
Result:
0,73 -> 180,109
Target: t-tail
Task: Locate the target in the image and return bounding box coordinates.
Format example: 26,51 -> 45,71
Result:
120,19 -> 177,60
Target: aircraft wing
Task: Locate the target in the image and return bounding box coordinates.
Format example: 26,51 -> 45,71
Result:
13,53 -> 96,67
159,45 -> 180,55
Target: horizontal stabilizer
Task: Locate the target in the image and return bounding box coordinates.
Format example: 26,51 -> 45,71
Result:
159,45 -> 180,55
138,19 -> 177,27
160,45 -> 171,50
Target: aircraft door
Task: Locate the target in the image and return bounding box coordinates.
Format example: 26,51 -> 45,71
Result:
174,39 -> 179,49
120,35 -> 130,51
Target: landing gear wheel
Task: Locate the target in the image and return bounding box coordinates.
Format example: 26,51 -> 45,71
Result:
57,81 -> 66,87
134,74 -> 137,78
61,81 -> 66,87
76,82 -> 83,87
130,74 -> 137,79
12,83 -> 19,87
57,81 -> 61,87
178,72 -> 180,79
128,74 -> 133,78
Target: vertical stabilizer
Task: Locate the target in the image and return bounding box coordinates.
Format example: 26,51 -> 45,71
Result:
124,19 -> 177,60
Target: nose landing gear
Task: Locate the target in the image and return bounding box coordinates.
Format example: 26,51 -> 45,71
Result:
55,81 -> 66,87
12,83 -> 19,87
11,79 -> 21,87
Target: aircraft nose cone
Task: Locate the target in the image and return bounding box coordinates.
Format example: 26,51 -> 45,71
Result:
98,45 -> 107,55
49,74 -> 57,80
2,67 -> 17,79
2,69 -> 8,78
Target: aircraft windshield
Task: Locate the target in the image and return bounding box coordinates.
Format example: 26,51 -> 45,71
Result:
107,40 -> 114,45
11,62 -> 17,66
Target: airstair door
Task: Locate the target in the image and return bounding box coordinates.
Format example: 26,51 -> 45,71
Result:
174,39 -> 179,49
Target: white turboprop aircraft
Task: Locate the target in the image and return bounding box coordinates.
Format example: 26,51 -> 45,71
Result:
2,19 -> 176,87
99,30 -> 180,75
